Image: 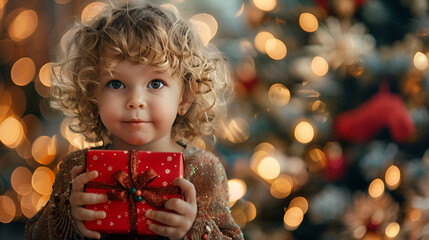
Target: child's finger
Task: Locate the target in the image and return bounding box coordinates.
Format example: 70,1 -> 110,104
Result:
173,178 -> 196,205
70,192 -> 108,206
148,223 -> 182,240
164,198 -> 194,216
75,220 -> 102,239
145,209 -> 182,226
73,207 -> 106,221
71,170 -> 99,192
71,165 -> 85,179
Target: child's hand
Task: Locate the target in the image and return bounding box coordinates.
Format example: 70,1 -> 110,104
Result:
145,178 -> 197,240
70,165 -> 109,239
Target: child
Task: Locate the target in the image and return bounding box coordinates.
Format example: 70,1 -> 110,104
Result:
25,0 -> 243,239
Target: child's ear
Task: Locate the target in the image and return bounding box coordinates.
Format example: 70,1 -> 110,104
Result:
178,81 -> 197,116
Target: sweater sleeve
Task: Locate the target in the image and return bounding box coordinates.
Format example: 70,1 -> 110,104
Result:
184,150 -> 244,240
25,150 -> 86,240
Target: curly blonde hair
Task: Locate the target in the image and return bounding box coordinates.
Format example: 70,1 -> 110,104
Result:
50,0 -> 233,146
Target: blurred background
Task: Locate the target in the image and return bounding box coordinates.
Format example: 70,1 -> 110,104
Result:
1,0 -> 429,239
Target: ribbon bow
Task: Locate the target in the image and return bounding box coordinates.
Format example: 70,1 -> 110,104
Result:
86,150 -> 181,235
107,168 -> 165,209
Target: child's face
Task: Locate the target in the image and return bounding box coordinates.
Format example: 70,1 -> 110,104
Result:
97,59 -> 185,151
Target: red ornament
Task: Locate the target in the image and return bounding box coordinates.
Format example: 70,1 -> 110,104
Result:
135,190 -> 142,196
334,92 -> 415,143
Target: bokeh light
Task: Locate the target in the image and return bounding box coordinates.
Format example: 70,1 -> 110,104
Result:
284,207 -> 304,230
252,0 -> 277,11
11,57 -> 36,86
160,4 -> 179,16
268,83 -> 290,107
228,179 -> 247,202
0,195 -> 16,223
299,13 -> 318,32
385,165 -> 400,190
222,118 -> 250,143
31,167 -> 55,195
254,31 -> 275,54
413,51 -> 428,70
385,222 -> 400,238
289,196 -> 308,214
294,121 -> 315,144
8,10 -> 38,42
11,167 -> 33,195
81,2 -> 106,24
270,175 -> 293,199
32,135 -> 56,165
257,156 -> 281,180
20,190 -> 40,218
39,62 -> 53,87
368,178 -> 384,198
307,148 -> 326,172
266,38 -> 287,60
311,56 -> 329,76
190,13 -> 218,46
0,116 -> 24,148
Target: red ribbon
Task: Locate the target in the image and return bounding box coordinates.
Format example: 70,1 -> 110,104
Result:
86,150 -> 181,235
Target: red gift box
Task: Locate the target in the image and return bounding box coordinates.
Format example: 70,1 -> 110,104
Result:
84,150 -> 184,235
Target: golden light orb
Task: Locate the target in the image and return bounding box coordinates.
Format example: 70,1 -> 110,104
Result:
228,179 -> 247,202
257,156 -> 281,180
289,196 -> 309,214
385,222 -> 400,238
0,116 -> 24,148
311,56 -> 329,76
252,0 -> 277,11
11,166 -> 33,195
254,31 -> 275,54
81,2 -> 106,24
268,83 -> 290,107
414,52 -> 428,70
39,62 -> 53,87
11,57 -> 36,86
385,165 -> 400,190
284,207 -> 304,230
0,195 -> 16,223
266,38 -> 287,60
299,13 -> 318,32
368,178 -> 385,198
270,175 -> 293,199
294,121 -> 315,144
8,10 -> 38,42
32,167 -> 55,195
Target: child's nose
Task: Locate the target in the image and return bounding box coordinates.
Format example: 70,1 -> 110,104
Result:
126,90 -> 146,109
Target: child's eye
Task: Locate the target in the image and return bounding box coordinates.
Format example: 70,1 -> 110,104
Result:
107,80 -> 125,89
147,80 -> 165,89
